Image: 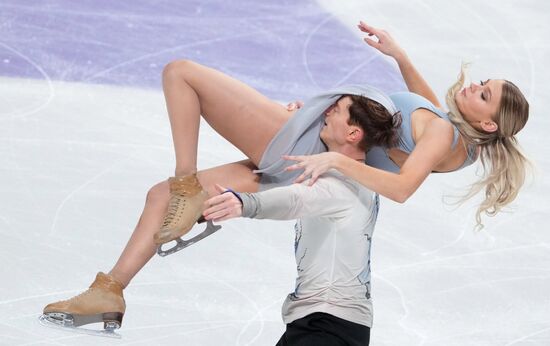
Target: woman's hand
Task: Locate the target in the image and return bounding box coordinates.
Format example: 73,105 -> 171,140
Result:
203,184 -> 243,222
286,100 -> 304,111
283,152 -> 342,185
357,21 -> 405,60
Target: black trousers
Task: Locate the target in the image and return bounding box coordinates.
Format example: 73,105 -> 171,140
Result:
275,312 -> 370,346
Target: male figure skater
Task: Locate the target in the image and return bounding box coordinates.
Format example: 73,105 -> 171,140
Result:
203,94 -> 401,346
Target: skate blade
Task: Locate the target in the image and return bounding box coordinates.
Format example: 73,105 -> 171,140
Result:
39,314 -> 122,339
157,219 -> 222,257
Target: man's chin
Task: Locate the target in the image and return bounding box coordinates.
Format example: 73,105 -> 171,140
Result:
320,138 -> 328,150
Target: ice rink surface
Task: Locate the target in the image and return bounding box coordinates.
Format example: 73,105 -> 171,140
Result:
0,0 -> 549,345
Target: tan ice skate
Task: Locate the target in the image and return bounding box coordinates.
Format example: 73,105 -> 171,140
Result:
155,173 -> 221,257
41,272 -> 125,335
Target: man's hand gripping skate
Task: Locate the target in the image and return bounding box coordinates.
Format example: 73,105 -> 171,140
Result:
202,184 -> 243,222
157,184 -> 241,257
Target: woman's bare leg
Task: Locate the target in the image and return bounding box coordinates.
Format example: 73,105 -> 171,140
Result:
43,62 -> 290,320
162,60 -> 292,175
109,160 -> 259,287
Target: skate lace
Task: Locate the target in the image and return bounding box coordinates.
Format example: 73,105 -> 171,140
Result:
60,288 -> 94,304
162,194 -> 187,228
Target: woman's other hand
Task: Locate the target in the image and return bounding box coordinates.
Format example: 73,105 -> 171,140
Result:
286,100 -> 304,111
203,184 -> 243,222
283,152 -> 342,185
357,21 -> 405,60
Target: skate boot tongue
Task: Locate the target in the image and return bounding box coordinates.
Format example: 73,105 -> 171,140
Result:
91,272 -> 124,296
169,175 -> 203,195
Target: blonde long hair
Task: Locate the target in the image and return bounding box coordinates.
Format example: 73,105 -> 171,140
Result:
445,65 -> 530,228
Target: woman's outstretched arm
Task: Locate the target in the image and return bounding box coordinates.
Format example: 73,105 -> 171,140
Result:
359,21 -> 442,108
285,114 -> 454,202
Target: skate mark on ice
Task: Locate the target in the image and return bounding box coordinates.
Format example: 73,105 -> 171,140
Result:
117,323 -> 235,345
3,315 -> 67,346
204,272 -> 266,346
421,221 -> 468,256
83,31 -> 260,83
164,262 -> 267,346
302,14 -> 332,90
379,244 -> 550,275
503,325 -> 550,346
0,42 -> 55,119
1,41 -> 56,219
373,273 -> 427,344
237,297 -> 284,346
49,156 -> 133,237
0,288 -> 91,305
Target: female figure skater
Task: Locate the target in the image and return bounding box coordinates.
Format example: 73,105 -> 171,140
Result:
42,21 -> 529,332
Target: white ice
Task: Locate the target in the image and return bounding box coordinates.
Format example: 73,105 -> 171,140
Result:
1,0 -> 549,345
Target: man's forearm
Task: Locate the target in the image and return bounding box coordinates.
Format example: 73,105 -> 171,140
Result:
238,186 -> 305,220
238,178 -> 348,220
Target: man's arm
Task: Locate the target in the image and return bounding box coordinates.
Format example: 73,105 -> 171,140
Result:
203,176 -> 353,222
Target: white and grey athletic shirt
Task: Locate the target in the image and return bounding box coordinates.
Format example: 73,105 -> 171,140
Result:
239,170 -> 378,328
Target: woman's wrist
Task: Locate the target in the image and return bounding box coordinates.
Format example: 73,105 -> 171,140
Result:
393,49 -> 409,66
332,152 -> 346,172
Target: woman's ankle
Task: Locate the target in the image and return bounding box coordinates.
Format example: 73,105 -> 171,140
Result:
174,168 -> 197,177
108,270 -> 130,289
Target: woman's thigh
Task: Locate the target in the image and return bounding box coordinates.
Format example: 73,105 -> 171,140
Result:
197,159 -> 260,195
146,160 -> 259,208
164,60 -> 294,166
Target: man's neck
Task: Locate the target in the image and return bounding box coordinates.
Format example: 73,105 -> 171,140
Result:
330,146 -> 365,162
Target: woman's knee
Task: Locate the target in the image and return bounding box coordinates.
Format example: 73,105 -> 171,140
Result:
162,59 -> 198,83
146,181 -> 170,205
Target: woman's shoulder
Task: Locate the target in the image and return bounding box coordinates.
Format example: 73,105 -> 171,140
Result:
413,109 -> 455,147
391,91 -> 448,117
390,91 -> 437,108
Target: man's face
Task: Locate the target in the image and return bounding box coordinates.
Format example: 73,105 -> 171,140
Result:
320,96 -> 354,150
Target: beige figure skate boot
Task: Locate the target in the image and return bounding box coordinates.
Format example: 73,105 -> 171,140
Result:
42,272 -> 125,331
154,174 -> 209,248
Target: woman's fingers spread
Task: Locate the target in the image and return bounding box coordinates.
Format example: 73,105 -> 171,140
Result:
282,154 -> 301,162
308,173 -> 321,186
357,21 -> 370,31
294,172 -> 308,184
365,37 -> 383,50
284,163 -> 304,172
363,22 -> 380,34
286,100 -> 304,111
358,21 -> 379,35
